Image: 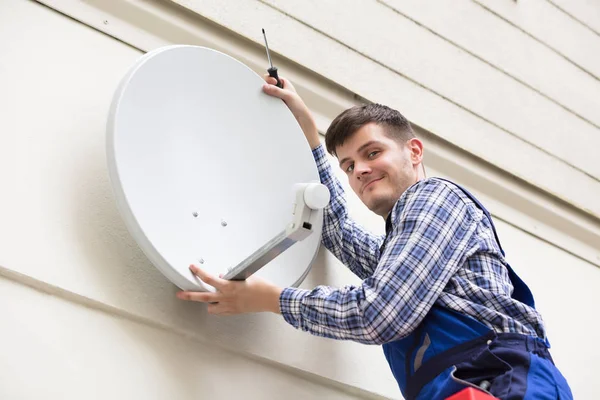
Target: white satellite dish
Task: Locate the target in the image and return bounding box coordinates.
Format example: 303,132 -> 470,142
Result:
107,45 -> 329,292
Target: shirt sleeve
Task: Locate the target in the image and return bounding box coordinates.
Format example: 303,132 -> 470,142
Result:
280,178 -> 482,345
311,144 -> 384,280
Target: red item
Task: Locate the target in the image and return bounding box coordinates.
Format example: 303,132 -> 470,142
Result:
445,387 -> 499,400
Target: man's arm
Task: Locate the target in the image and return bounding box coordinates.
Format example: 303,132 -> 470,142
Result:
262,76 -> 321,150
263,77 -> 383,279
280,179 -> 481,344
312,144 -> 384,279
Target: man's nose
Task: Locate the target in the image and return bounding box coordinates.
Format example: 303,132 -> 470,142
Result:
355,162 -> 371,179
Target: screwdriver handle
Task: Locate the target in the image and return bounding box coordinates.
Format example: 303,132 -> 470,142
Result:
268,67 -> 283,88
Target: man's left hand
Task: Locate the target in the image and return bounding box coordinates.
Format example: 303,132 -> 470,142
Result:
176,264 -> 283,315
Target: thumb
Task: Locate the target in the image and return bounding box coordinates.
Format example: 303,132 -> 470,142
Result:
190,264 -> 223,289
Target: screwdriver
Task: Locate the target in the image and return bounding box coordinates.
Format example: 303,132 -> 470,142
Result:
262,28 -> 283,88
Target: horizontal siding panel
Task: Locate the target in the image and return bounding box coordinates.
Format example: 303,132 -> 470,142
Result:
548,0 -> 600,36
475,0 -> 600,79
379,0 -> 600,133
0,276 -> 383,400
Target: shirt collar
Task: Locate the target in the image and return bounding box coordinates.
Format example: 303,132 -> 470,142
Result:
385,203 -> 399,236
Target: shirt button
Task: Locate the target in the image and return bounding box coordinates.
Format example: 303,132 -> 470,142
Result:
486,340 -> 492,345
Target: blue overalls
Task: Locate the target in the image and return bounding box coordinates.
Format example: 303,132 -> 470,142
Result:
382,180 -> 573,400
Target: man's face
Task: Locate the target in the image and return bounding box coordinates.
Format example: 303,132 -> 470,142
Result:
336,123 -> 423,217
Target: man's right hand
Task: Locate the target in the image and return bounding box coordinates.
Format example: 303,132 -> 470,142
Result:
262,75 -> 321,150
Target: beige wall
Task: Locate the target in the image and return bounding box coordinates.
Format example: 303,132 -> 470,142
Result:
1,1 -> 599,399
0,275 -> 378,400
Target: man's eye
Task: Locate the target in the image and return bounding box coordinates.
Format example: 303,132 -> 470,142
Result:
346,164 -> 354,173
368,151 -> 379,158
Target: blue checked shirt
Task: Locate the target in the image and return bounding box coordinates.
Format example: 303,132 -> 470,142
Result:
279,144 -> 546,345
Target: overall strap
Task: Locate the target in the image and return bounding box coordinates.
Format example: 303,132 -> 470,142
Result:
436,178 -> 536,309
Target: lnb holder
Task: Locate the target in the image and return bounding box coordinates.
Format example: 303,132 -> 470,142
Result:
222,182 -> 330,281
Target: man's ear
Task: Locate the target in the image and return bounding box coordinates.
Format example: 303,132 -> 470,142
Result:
407,138 -> 424,166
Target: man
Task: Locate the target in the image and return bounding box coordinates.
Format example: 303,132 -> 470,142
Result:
177,76 -> 572,399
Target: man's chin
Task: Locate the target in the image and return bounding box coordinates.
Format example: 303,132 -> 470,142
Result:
364,194 -> 392,216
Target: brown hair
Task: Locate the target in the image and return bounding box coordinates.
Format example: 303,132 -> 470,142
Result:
325,103 -> 415,156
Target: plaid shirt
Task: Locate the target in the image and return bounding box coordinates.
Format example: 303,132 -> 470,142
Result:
279,144 -> 546,345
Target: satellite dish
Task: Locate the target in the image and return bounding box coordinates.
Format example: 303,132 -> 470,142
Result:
106,45 -> 328,292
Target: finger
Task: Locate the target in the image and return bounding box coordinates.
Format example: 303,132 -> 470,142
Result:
262,83 -> 290,100
177,290 -> 221,303
190,265 -> 226,289
262,74 -> 277,85
263,76 -> 278,86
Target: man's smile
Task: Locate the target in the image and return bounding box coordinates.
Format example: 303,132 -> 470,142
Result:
362,177 -> 384,194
